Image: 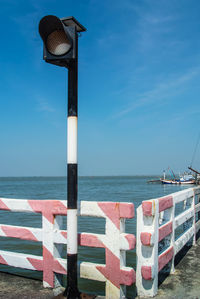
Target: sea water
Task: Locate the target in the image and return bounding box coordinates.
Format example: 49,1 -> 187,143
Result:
0,176 -> 191,296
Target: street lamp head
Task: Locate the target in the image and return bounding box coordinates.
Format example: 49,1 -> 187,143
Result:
38,15 -> 86,67
39,15 -> 72,56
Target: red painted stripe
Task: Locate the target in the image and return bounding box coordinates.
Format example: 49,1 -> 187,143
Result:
97,247 -> 134,288
42,246 -> 54,287
98,202 -> 121,229
158,196 -> 173,212
28,200 -> 67,216
120,268 -> 136,285
29,254 -> 66,276
96,247 -> 120,288
79,233 -> 104,248
142,201 -> 153,216
42,212 -> 54,224
158,246 -> 174,272
61,231 -> 104,248
141,265 -> 152,280
61,231 -> 136,250
28,200 -> 44,213
159,222 -> 173,242
0,255 -> 8,265
125,234 -> 136,250
61,231 -> 67,239
40,200 -> 67,223
1,226 -> 38,241
52,201 -> 67,215
53,259 -> 67,275
98,202 -> 134,229
42,202 -> 54,224
119,203 -> 135,219
0,199 -> 10,211
140,232 -> 152,246
27,257 -> 43,271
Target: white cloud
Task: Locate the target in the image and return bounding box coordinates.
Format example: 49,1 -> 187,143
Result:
37,99 -> 55,113
114,66 -> 200,118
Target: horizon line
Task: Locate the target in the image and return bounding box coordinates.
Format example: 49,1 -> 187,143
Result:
0,174 -> 162,178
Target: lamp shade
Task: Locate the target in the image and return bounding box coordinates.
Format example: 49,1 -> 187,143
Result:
39,15 -> 72,56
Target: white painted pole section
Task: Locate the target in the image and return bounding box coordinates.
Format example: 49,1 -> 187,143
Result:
67,116 -> 78,164
67,209 -> 78,254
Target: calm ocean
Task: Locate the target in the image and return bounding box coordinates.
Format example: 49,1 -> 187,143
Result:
0,176 -> 191,296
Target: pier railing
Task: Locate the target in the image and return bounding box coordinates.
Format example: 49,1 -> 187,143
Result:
1,186 -> 200,298
136,187 -> 200,297
0,198 -> 136,299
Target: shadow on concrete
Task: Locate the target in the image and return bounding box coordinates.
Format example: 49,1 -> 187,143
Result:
158,233 -> 199,287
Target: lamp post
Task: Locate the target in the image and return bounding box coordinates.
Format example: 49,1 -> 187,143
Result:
39,15 -> 86,298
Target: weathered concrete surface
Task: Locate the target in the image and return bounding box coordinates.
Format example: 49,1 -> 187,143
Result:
137,237 -> 200,299
0,272 -> 54,298
0,273 -> 96,299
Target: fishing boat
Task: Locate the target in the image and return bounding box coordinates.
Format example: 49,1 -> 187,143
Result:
160,168 -> 195,184
161,178 -> 195,184
160,179 -> 179,184
179,173 -> 195,184
152,133 -> 200,185
160,168 -> 177,184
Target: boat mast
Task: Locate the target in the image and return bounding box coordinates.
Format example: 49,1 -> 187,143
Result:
163,170 -> 166,180
188,166 -> 200,175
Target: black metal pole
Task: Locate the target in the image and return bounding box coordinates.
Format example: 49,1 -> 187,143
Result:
63,28 -> 80,299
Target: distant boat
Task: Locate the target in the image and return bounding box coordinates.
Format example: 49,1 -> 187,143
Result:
160,133 -> 200,185
160,170 -> 195,185
160,178 -> 195,184
148,167 -> 197,184
160,179 -> 178,184
179,173 -> 195,184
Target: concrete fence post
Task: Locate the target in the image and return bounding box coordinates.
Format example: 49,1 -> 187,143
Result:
169,202 -> 175,274
136,199 -> 159,297
42,202 -> 55,288
104,213 -> 123,298
80,201 -> 136,299
192,189 -> 196,245
194,188 -> 200,233
54,215 -> 65,290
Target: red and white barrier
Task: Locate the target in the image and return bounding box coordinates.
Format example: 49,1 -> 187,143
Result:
0,198 -> 136,299
2,186 -> 199,298
136,187 -> 200,297
80,201 -> 136,298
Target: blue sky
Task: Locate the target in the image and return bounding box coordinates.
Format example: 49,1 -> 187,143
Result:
0,0 -> 200,176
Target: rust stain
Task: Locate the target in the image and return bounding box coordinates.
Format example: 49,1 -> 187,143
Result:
115,202 -> 120,210
153,200 -> 156,214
